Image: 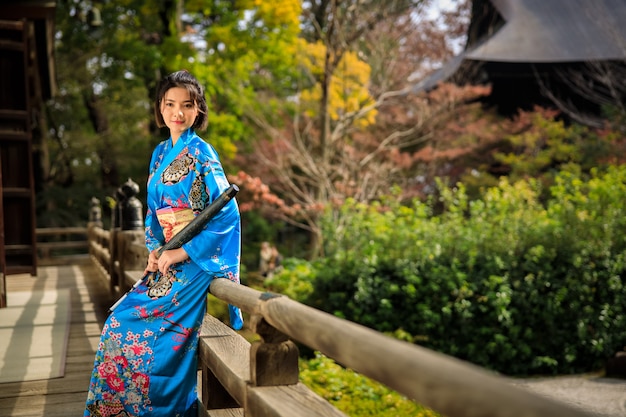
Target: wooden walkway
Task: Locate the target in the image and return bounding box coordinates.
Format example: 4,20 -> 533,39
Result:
0,260 -> 113,417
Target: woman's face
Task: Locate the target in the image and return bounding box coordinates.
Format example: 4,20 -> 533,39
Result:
160,87 -> 199,140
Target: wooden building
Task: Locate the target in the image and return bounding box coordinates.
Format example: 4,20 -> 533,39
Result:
0,0 -> 57,306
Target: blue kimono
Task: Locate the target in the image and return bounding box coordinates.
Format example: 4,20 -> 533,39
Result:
85,128 -> 244,417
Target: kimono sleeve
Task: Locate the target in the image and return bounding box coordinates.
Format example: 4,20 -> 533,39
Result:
181,143 -> 241,279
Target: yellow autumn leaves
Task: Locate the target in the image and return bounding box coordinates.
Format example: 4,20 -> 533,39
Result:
241,0 -> 378,127
297,39 -> 377,127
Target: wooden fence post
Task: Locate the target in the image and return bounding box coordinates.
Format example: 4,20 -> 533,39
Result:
250,306 -> 299,387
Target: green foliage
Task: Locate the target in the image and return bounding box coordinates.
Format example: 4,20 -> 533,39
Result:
176,0 -> 304,146
263,258 -> 316,301
300,352 -> 440,417
299,166 -> 626,375
495,113 -> 583,177
463,111 -> 619,201
45,0 -> 305,226
44,0 -> 169,226
240,210 -> 276,270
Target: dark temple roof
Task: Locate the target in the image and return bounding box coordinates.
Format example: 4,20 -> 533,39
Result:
467,0 -> 626,62
414,0 -> 626,92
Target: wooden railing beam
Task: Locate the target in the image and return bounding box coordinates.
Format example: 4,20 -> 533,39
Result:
210,278 -> 593,417
246,384 -> 347,417
198,314 -> 250,408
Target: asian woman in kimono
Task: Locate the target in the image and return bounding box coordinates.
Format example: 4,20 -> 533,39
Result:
84,70 -> 244,417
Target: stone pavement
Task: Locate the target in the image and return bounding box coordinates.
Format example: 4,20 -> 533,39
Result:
511,373 -> 626,417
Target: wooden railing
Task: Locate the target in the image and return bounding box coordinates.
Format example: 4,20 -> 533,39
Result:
36,227 -> 89,265
85,211 -> 595,417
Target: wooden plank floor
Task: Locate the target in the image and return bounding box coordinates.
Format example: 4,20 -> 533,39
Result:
0,260 -> 114,417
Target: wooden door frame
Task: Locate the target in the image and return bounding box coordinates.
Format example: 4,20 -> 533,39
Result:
0,154 -> 6,308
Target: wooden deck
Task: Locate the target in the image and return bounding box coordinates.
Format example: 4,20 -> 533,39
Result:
0,260 -> 113,417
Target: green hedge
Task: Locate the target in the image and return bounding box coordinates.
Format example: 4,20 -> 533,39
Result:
272,166 -> 626,375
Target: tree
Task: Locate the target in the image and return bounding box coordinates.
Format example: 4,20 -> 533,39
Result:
235,0 -> 476,254
44,0 -> 302,224
44,0 -> 479,247
48,2 -> 176,184
542,61 -> 626,129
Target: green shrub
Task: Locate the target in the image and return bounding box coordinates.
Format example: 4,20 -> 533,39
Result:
262,257 -> 317,301
303,166 -> 626,375
300,352 -> 440,417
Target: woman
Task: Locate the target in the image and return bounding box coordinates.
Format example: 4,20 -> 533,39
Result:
85,70 -> 244,417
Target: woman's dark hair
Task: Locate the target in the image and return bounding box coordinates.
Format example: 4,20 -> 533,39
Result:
154,70 -> 208,130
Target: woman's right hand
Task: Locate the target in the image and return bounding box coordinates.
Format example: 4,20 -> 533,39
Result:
143,250 -> 160,275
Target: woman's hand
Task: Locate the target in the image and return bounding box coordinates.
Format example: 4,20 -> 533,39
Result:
157,248 -> 189,275
143,249 -> 160,275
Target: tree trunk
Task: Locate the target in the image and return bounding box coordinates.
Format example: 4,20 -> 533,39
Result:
83,91 -> 119,189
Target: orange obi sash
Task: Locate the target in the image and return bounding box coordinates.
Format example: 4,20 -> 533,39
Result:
155,207 -> 195,243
